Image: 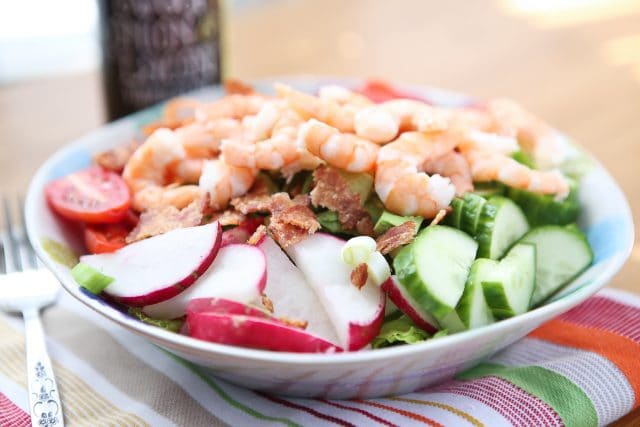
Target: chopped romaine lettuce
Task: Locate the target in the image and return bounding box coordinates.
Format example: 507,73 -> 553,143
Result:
373,211 -> 423,235
128,307 -> 184,333
372,314 -> 429,348
365,194 -> 385,224
511,150 -> 535,168
316,210 -> 356,235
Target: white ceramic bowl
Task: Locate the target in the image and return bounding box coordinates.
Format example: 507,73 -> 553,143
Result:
26,78 -> 634,398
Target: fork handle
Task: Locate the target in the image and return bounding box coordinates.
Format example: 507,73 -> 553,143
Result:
23,308 -> 64,427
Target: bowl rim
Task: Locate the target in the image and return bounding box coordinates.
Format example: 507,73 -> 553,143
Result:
25,76 -> 636,366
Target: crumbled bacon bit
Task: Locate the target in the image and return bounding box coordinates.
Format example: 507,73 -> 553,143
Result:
231,194 -> 273,214
269,204 -> 320,247
310,166 -> 372,234
126,199 -> 204,243
350,263 -> 368,289
208,209 -> 246,226
356,217 -> 375,236
94,140 -> 141,173
231,192 -> 318,247
225,79 -> 255,95
278,317 -> 308,330
248,225 -> 267,245
261,294 -> 274,313
429,209 -> 447,226
376,221 -> 417,255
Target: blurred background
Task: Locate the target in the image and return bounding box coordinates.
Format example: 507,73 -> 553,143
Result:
0,0 -> 638,291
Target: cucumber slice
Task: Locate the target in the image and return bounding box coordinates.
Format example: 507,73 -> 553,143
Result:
481,243 -> 536,319
461,193 -> 486,235
476,196 -> 530,259
394,225 -> 478,321
71,262 -> 114,294
438,310 -> 467,333
519,225 -> 593,306
506,179 -> 579,227
444,198 -> 464,228
374,211 -> 424,235
456,260 -> 496,329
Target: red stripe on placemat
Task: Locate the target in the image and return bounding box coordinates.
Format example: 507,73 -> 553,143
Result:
258,393 -> 355,427
530,319 -> 640,408
353,399 -> 444,427
0,392 -> 30,427
318,399 -> 397,427
559,296 -> 640,343
433,377 -> 563,427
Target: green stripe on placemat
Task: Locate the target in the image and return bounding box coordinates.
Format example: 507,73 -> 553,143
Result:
165,352 -> 301,427
459,363 -> 598,427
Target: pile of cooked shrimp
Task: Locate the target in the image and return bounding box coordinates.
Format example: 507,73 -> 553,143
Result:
121,80 -> 571,218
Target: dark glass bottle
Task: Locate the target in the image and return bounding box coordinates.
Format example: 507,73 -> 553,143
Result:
99,0 -> 222,121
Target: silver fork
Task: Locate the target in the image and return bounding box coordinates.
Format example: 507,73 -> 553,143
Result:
0,195 -> 64,427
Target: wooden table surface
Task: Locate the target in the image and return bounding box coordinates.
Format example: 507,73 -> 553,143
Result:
1,0 -> 638,294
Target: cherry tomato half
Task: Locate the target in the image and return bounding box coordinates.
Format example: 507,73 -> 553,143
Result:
84,223 -> 131,254
45,166 -> 130,224
358,79 -> 432,104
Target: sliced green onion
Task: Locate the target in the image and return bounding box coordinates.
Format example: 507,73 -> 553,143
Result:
341,236 -> 377,266
366,251 -> 391,286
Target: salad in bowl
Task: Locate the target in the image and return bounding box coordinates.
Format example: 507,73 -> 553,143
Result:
27,78 -> 633,397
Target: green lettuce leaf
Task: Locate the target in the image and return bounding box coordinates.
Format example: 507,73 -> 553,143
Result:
372,314 -> 429,348
128,308 -> 184,333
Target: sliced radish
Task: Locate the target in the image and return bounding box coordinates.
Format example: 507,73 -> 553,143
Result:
188,311 -> 341,353
220,217 -> 264,247
258,236 -> 339,345
142,244 -> 266,319
80,222 -> 222,306
187,298 -> 270,318
285,233 -> 385,351
381,276 -> 439,334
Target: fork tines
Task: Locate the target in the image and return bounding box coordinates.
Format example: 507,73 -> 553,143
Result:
1,195 -> 39,274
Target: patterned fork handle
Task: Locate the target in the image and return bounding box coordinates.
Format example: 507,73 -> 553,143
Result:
23,307 -> 64,427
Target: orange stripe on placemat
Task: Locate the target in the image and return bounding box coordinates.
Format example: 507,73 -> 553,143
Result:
354,399 -> 444,427
530,319 -> 640,407
389,397 -> 484,427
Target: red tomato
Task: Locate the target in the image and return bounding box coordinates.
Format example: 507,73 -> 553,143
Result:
84,223 -> 130,254
45,166 -> 130,224
358,79 -> 432,104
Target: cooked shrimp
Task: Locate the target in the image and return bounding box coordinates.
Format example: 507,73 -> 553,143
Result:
463,149 -> 569,198
174,119 -> 244,159
317,85 -> 373,109
486,99 -> 570,168
195,94 -> 266,122
354,99 -> 450,144
221,125 -> 300,170
199,158 -> 257,210
423,150 -> 473,196
275,83 -> 360,132
375,132 -> 457,218
132,185 -> 203,212
123,129 -> 205,211
298,119 -> 379,172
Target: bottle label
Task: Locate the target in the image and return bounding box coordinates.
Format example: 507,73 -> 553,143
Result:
106,0 -> 220,110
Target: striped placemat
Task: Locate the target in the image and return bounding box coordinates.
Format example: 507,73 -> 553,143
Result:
1,288 -> 638,427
